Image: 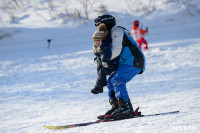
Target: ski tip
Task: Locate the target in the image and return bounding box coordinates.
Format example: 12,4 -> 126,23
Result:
43,125 -> 76,130
43,125 -> 60,130
172,110 -> 179,113
43,125 -> 51,129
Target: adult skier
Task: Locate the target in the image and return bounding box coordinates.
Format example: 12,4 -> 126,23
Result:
94,15 -> 145,119
132,20 -> 149,50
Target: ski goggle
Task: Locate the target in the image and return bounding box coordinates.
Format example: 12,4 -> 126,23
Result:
94,18 -> 101,26
134,24 -> 139,27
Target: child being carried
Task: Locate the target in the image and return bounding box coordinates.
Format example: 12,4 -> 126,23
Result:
91,23 -> 119,94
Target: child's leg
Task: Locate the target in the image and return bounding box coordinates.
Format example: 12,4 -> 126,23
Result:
141,37 -> 148,50
96,65 -> 106,87
137,40 -> 142,50
91,66 -> 105,94
95,67 -> 115,89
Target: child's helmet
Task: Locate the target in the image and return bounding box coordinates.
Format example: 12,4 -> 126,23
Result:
134,20 -> 139,26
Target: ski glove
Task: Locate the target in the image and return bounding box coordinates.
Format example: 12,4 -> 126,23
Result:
94,57 -> 102,66
102,62 -> 109,68
146,27 -> 148,32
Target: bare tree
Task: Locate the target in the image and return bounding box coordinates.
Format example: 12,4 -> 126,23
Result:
73,8 -> 82,18
125,0 -> 136,13
1,0 -> 16,23
78,0 -> 96,19
164,0 -> 200,16
95,4 -> 108,15
178,0 -> 197,16
47,0 -> 54,18
125,0 -> 156,16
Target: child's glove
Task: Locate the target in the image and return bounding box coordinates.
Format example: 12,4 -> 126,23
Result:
102,62 -> 109,68
93,45 -> 102,54
145,27 -> 148,32
94,57 -> 102,66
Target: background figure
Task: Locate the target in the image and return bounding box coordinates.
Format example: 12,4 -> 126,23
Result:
132,20 -> 149,50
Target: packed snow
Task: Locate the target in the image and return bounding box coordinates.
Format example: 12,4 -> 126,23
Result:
0,0 -> 200,133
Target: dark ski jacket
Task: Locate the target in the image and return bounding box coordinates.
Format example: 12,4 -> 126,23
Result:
94,34 -> 119,69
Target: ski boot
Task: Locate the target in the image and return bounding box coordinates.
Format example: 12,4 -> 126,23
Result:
133,107 -> 142,117
97,98 -> 119,120
91,86 -> 103,94
110,99 -> 134,120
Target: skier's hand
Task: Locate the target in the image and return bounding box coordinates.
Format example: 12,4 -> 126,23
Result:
146,27 -> 148,32
94,57 -> 102,66
94,57 -> 97,63
102,62 -> 109,68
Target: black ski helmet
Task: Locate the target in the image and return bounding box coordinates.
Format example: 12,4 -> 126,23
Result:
94,14 -> 116,31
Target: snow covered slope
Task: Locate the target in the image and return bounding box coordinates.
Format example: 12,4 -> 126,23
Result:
0,37 -> 200,133
0,0 -> 200,133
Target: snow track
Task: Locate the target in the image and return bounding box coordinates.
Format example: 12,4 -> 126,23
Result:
0,37 -> 199,132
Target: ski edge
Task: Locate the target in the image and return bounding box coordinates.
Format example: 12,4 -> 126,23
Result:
43,110 -> 179,130
143,110 -> 179,117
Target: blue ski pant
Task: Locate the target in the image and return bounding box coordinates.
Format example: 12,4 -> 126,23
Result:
107,64 -> 141,102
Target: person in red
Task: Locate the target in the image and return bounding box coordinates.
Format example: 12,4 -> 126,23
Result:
132,20 -> 148,50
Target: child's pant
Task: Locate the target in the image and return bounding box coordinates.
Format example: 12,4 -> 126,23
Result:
137,37 -> 148,50
95,65 -> 117,89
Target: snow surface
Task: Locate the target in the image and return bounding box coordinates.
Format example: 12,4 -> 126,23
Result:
0,1 -> 200,133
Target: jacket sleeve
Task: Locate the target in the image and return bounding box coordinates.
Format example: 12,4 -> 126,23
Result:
140,28 -> 148,35
101,36 -> 112,63
110,26 -> 124,60
102,45 -> 111,63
